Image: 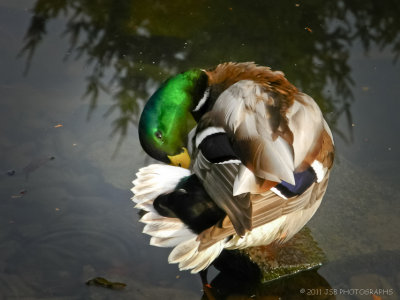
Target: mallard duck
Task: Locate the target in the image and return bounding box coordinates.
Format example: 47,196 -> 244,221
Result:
132,62 -> 334,276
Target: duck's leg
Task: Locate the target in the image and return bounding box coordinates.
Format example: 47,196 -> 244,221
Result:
200,268 -> 217,300
199,268 -> 210,287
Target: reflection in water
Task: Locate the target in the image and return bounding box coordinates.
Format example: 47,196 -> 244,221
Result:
203,250 -> 400,299
201,236 -> 333,299
205,268 -> 335,300
19,0 -> 400,142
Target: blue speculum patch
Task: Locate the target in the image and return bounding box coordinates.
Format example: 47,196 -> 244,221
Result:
276,167 -> 317,198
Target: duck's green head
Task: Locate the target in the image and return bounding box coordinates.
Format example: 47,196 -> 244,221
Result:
139,69 -> 208,167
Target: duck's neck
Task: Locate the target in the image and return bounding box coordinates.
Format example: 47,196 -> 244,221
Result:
183,69 -> 209,122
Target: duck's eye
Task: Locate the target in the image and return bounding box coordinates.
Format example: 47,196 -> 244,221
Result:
155,130 -> 163,140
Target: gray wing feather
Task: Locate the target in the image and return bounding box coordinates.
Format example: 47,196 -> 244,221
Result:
192,152 -> 251,236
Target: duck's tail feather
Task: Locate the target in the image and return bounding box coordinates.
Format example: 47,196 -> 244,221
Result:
169,237 -> 226,273
132,164 -> 190,207
132,164 -> 225,272
140,211 -> 195,248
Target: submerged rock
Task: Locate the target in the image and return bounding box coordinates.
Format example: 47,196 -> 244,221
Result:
86,277 -> 126,290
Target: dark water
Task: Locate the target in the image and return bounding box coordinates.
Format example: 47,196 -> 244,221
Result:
0,0 -> 399,299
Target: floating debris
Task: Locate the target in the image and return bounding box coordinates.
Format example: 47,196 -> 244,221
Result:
6,169 -> 15,176
362,86 -> 370,92
304,26 -> 313,33
86,277 -> 126,290
11,189 -> 27,199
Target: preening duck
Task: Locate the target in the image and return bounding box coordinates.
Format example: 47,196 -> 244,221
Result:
132,62 -> 334,274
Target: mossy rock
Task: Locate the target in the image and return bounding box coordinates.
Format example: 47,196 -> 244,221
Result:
213,227 -> 326,283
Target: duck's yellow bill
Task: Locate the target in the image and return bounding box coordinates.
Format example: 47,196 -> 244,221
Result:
168,147 -> 191,169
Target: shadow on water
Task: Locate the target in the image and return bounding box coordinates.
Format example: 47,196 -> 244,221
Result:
18,0 -> 400,144
205,268 -> 334,300
200,250 -> 400,300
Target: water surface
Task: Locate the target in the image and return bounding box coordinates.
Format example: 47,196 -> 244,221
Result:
0,0 -> 399,299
